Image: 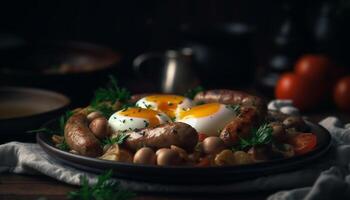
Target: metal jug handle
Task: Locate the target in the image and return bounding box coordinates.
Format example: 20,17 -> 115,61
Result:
132,52 -> 163,74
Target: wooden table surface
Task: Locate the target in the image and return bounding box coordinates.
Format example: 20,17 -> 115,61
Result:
1,109 -> 349,200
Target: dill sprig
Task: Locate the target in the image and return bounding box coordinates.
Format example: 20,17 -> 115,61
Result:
67,170 -> 136,200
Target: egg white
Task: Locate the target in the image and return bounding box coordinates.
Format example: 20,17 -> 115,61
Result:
108,109 -> 170,133
177,103 -> 238,136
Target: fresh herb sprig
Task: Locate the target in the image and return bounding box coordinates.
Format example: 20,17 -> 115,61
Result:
90,75 -> 131,118
27,110 -> 73,135
102,133 -> 129,146
91,75 -> 131,105
184,86 -> 204,99
237,123 -> 273,150
57,139 -> 70,151
90,103 -> 116,118
27,110 -> 73,151
226,104 -> 241,115
59,110 -> 74,131
67,170 -> 135,200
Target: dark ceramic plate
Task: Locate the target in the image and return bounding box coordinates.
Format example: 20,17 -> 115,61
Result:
0,87 -> 70,143
37,120 -> 331,184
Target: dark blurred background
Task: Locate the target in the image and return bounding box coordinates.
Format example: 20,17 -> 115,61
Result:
1,0 -> 350,105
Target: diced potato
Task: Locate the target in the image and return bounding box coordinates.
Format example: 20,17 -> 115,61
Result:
100,144 -> 133,163
214,150 -> 235,166
233,151 -> 254,165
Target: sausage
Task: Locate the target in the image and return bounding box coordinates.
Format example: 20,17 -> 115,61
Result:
121,122 -> 198,152
64,113 -> 103,157
194,89 -> 267,117
220,107 -> 259,146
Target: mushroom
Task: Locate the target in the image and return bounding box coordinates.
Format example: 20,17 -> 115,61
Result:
89,117 -> 109,139
202,136 -> 225,155
156,148 -> 181,166
133,147 -> 156,165
87,111 -> 104,122
170,145 -> 189,161
269,122 -> 286,142
283,116 -> 308,131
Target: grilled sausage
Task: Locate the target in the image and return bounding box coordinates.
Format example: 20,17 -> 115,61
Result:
64,113 -> 103,157
121,122 -> 198,152
220,107 -> 259,146
194,89 -> 266,116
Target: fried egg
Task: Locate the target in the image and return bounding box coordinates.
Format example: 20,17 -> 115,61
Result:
136,95 -> 193,119
108,107 -> 171,132
177,103 -> 238,136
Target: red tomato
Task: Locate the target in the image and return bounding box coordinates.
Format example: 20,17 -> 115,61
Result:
195,157 -> 210,167
289,133 -> 317,155
334,76 -> 350,111
295,54 -> 333,81
275,73 -> 325,110
198,133 -> 208,142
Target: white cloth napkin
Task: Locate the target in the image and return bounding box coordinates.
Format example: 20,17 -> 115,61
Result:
0,100 -> 349,199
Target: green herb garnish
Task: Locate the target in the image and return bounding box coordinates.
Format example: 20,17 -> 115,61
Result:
102,133 -> 129,146
27,110 -> 73,135
226,104 -> 241,115
238,123 -> 273,150
59,110 -> 74,131
91,103 -> 115,118
90,75 -> 131,118
184,86 -> 204,99
67,170 -> 135,200
57,139 -> 70,151
91,75 -> 130,105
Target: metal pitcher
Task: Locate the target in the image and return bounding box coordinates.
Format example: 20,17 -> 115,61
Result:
133,48 -> 199,94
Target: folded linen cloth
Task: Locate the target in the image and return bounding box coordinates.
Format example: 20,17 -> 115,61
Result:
0,100 -> 349,199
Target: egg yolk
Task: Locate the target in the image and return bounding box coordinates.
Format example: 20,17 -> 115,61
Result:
119,107 -> 161,128
145,95 -> 185,118
179,103 -> 221,120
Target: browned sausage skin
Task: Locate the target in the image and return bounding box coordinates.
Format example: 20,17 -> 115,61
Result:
119,122 -> 198,153
64,113 -> 103,157
194,89 -> 266,116
194,90 -> 267,147
220,107 -> 259,146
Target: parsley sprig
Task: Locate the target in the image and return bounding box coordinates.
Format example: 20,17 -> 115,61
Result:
102,133 -> 129,146
237,123 -> 273,150
27,110 -> 73,151
67,170 -> 135,200
91,75 -> 130,105
184,86 -> 204,99
90,75 -> 131,118
27,110 -> 73,135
